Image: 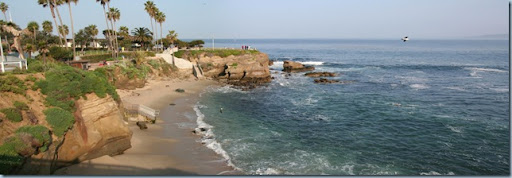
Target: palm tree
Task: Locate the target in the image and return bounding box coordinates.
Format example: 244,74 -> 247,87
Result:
144,1 -> 156,45
119,26 -> 129,38
64,0 -> 78,60
0,3 -> 10,51
27,21 -> 39,41
85,25 -> 98,48
108,7 -> 120,56
166,30 -> 178,47
155,11 -> 165,51
95,1 -> 112,51
42,20 -> 53,35
38,0 -> 63,46
53,0 -> 66,43
132,27 -> 152,50
59,25 -> 69,48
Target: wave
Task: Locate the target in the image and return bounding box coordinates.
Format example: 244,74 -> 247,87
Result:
270,60 -> 324,67
420,171 -> 455,175
446,125 -> 463,133
444,86 -> 466,92
193,104 -> 242,172
409,84 -> 429,90
489,88 -> 508,93
464,67 -> 507,73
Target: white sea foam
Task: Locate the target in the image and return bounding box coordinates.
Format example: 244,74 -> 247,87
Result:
213,85 -> 247,94
301,61 -> 324,65
272,61 -> 284,67
255,168 -> 283,175
465,67 -> 507,73
446,125 -> 463,133
193,104 -> 242,171
489,88 -> 508,93
341,164 -> 355,175
409,84 -> 429,90
420,171 -> 455,175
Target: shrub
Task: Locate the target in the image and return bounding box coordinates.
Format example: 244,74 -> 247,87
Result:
13,101 -> 29,111
148,59 -> 160,69
0,136 -> 25,174
25,75 -> 37,82
0,75 -> 27,95
15,125 -> 51,152
35,66 -> 120,111
49,46 -> 73,61
0,108 -> 22,122
44,108 -> 75,137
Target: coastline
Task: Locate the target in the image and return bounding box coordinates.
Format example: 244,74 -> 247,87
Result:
54,77 -> 241,175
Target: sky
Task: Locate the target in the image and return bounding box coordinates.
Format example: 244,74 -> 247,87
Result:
4,0 -> 509,39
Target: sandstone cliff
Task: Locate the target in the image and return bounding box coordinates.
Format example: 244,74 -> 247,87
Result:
187,52 -> 272,87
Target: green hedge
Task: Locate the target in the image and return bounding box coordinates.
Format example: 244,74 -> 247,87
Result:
81,51 -> 156,63
44,108 -> 75,137
0,108 -> 22,122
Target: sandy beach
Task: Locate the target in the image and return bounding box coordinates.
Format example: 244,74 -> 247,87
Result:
54,77 -> 240,175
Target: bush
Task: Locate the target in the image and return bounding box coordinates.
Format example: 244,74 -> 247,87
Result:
24,75 -> 37,82
13,101 -> 28,111
0,108 -> 22,122
49,46 -> 73,61
35,66 -> 120,111
0,136 -> 25,174
0,75 -> 27,95
148,59 -> 160,69
15,125 -> 51,152
82,51 -> 156,63
44,108 -> 75,137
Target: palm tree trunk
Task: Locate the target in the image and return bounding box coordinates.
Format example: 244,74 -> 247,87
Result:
2,12 -> 10,52
106,2 -> 116,58
160,23 -> 163,51
154,18 -> 158,51
67,3 -> 76,61
102,5 -> 114,58
113,21 -> 119,59
34,30 -> 37,41
48,3 -> 64,46
149,16 -> 155,45
53,0 -> 67,49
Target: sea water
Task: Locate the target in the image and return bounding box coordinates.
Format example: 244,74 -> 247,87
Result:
195,39 -> 509,175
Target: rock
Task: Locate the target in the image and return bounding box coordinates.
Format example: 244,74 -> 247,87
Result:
199,128 -> 207,132
305,72 -> 337,77
165,85 -> 170,87
169,103 -> 176,106
191,130 -> 197,134
136,121 -> 148,130
58,93 -> 132,162
314,78 -> 340,84
14,133 -> 40,157
282,60 -> 315,72
268,60 -> 274,66
175,88 -> 185,93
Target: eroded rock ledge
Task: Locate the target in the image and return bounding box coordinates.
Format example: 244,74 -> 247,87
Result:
282,60 -> 315,72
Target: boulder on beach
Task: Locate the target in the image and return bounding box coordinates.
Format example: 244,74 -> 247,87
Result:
136,121 -> 148,130
314,78 -> 340,84
282,60 -> 315,72
175,88 -> 185,93
305,72 -> 337,77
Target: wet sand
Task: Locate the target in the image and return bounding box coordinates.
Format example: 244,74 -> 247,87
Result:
55,78 -> 240,175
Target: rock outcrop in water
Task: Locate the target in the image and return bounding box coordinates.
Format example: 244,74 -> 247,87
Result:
282,60 -> 315,72
305,72 -> 337,77
192,52 -> 272,88
314,78 -> 340,84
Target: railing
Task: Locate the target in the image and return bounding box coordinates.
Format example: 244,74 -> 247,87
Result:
1,60 -> 27,73
121,100 -> 159,122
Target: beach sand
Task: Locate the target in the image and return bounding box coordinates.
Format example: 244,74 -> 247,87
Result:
54,77 -> 240,175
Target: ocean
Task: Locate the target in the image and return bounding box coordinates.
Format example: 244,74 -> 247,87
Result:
194,39 -> 509,175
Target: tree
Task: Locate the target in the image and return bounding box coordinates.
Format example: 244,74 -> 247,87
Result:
53,0 -> 66,45
119,26 -> 129,38
58,25 -> 69,46
24,43 -> 36,59
42,21 -> 53,35
1,21 -> 29,59
96,0 -> 114,56
0,2 -> 10,51
155,11 -> 165,51
85,25 -> 98,48
0,2 -> 7,21
131,27 -> 152,50
64,0 -> 78,60
108,7 -> 120,56
144,1 -> 156,45
38,0 -> 64,46
75,29 -> 92,53
27,21 -> 39,41
166,30 -> 178,47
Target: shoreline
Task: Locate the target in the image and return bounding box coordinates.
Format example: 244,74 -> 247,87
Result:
55,77 -> 241,175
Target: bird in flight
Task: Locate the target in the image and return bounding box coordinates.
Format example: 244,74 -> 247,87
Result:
401,36 -> 409,42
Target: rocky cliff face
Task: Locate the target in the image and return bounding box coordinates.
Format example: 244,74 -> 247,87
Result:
57,93 -> 132,162
283,60 -> 315,72
196,53 -> 272,88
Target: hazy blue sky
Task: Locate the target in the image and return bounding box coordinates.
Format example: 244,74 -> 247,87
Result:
5,0 -> 508,39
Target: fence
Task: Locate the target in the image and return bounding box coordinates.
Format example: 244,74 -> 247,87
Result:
1,60 -> 27,73
121,100 -> 160,122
